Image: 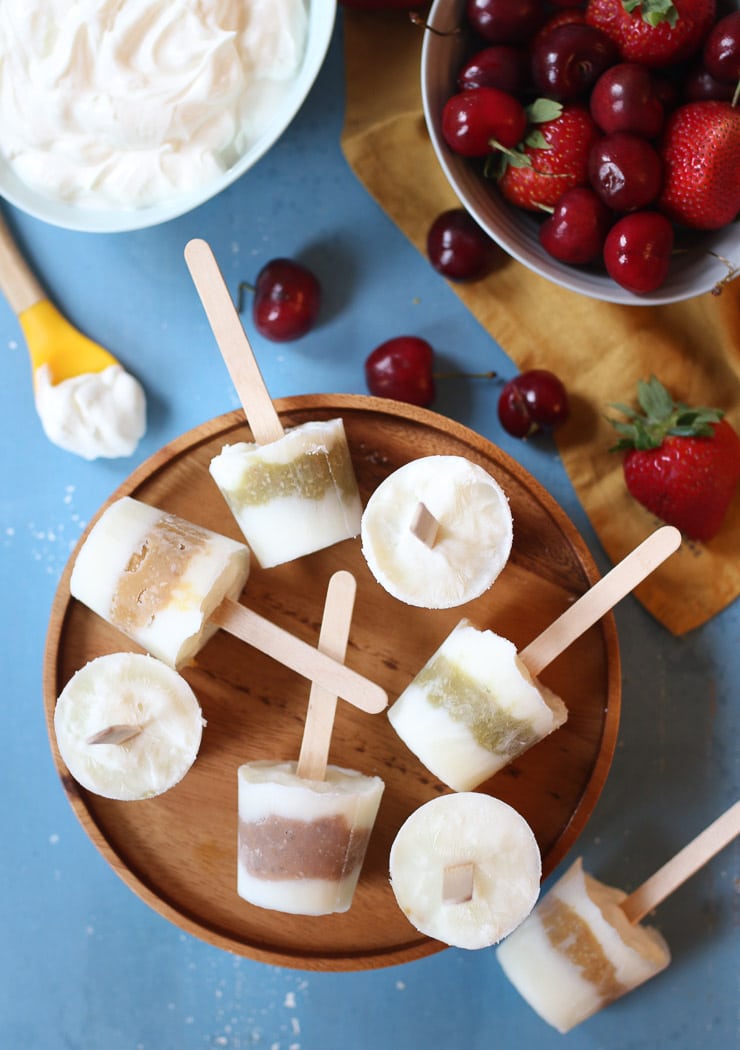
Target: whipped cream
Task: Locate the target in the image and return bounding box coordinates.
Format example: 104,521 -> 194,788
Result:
35,363 -> 147,460
0,0 -> 308,210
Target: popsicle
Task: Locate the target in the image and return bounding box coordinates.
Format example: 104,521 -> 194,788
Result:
69,496 -> 387,713
184,238 -> 362,569
388,526 -> 681,791
497,800 -> 740,1032
360,455 -> 513,608
389,793 -> 541,949
54,652 -> 204,800
237,570 -> 385,915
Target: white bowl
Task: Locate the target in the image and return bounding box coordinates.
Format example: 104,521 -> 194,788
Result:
0,2 -> 336,234
421,0 -> 738,305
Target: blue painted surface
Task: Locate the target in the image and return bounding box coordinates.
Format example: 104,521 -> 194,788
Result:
0,16 -> 737,1050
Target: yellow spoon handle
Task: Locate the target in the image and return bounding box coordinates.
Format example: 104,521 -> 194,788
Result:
0,210 -> 45,315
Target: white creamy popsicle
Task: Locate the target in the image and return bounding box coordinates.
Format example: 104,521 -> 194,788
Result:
389,619 -> 566,791
185,238 -> 363,569
360,455 -> 513,608
497,858 -> 670,1032
388,527 -> 681,792
210,417 -> 363,568
70,496 -> 251,670
389,793 -> 541,950
497,801 -> 740,1032
237,760 -> 384,915
54,652 -> 204,801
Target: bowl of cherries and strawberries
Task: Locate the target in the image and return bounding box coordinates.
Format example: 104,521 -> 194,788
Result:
420,0 -> 740,303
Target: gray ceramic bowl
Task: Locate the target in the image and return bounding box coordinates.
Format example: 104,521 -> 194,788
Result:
421,0 -> 739,304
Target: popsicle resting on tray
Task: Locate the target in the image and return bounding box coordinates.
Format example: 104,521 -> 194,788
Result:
389,793 -> 541,950
360,454 -> 513,608
388,526 -> 681,791
70,496 -> 386,713
54,652 -> 204,801
497,801 -> 740,1032
184,238 -> 362,569
237,571 -> 385,916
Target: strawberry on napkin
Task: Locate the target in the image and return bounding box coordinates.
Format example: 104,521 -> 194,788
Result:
340,8 -> 740,635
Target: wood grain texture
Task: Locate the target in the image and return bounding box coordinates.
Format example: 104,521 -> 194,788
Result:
42,395 -> 621,970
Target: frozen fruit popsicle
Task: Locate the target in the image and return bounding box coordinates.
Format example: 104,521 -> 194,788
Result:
70,496 -> 387,713
497,801 -> 740,1032
360,455 -> 513,608
389,793 -> 541,949
238,571 -> 385,915
54,652 -> 204,800
388,526 -> 681,791
185,238 -> 362,569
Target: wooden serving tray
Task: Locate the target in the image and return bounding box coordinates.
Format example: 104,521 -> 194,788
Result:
43,395 -> 620,970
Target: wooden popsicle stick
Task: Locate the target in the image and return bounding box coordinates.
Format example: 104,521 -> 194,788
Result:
296,570 -> 357,781
620,800 -> 740,925
410,501 -> 440,548
519,525 -> 681,677
184,238 -> 284,446
442,861 -> 475,905
211,596 -> 387,714
87,724 -> 142,746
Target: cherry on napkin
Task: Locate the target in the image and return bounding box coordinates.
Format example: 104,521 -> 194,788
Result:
340,10 -> 740,635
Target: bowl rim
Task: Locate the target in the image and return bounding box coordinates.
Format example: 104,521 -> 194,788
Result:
0,1 -> 337,234
420,0 -> 738,306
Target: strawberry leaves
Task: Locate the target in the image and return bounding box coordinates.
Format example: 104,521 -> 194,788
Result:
608,375 -> 724,450
484,99 -> 563,177
622,0 -> 679,29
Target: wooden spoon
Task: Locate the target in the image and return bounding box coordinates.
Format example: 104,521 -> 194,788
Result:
0,210 -> 119,384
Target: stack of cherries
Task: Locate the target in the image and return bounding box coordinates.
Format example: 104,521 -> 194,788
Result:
438,0 -> 740,294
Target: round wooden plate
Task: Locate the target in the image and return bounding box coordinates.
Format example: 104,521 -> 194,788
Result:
43,394 -> 620,971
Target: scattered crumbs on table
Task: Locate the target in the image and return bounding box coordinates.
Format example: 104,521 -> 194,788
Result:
283,992 -> 296,1009
49,833 -> 59,844
395,980 -> 406,991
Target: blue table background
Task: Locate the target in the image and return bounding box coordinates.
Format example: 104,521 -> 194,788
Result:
1,15 -> 737,1050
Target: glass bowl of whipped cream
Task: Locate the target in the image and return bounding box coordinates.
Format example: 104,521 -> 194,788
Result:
0,1 -> 335,233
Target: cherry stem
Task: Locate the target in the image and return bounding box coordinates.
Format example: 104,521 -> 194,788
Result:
237,280 -> 256,313
732,78 -> 739,108
434,369 -> 498,381
707,252 -> 740,297
408,12 -> 462,36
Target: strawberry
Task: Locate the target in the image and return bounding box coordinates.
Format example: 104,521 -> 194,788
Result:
495,102 -> 601,211
608,376 -> 740,542
657,100 -> 740,230
585,0 -> 716,67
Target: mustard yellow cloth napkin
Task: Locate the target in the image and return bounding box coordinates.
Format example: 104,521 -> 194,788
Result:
340,10 -> 740,636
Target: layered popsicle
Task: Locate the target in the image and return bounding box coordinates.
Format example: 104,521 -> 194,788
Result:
237,759 -> 384,915
237,571 -> 384,916
496,857 -> 670,1032
360,455 -> 513,608
388,618 -> 566,791
210,417 -> 362,568
389,793 -> 541,950
185,238 -> 362,569
70,495 -> 250,670
70,496 -> 387,711
497,801 -> 740,1031
54,652 -> 204,800
388,527 -> 680,791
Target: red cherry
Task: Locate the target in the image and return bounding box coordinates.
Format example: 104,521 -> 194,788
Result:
531,23 -> 619,101
497,369 -> 570,438
589,62 -> 665,137
441,88 -> 527,156
456,45 -> 529,95
466,0 -> 545,43
365,337 -> 435,407
703,11 -> 740,84
251,258 -> 321,342
426,208 -> 497,281
539,186 -> 613,264
603,212 -> 674,294
588,132 -> 663,212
